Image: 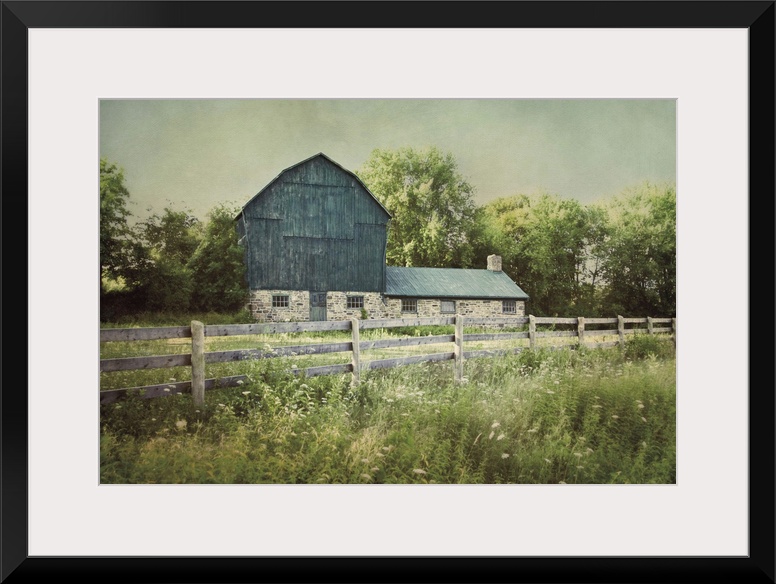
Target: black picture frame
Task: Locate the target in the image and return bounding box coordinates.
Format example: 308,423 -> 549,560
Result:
4,2 -> 773,582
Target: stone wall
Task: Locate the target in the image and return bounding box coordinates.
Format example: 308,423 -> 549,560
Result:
248,290 -> 310,322
249,290 -> 525,322
325,292 -> 387,320
249,290 -> 388,322
383,298 -> 526,319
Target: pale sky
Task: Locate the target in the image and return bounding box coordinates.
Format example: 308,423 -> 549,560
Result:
99,99 -> 676,222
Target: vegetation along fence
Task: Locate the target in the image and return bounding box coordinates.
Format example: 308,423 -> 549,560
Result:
100,315 -> 676,406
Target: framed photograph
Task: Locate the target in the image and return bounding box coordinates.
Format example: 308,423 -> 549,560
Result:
9,1 -> 773,582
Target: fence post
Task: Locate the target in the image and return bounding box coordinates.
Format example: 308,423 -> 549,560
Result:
577,316 -> 585,347
350,318 -> 361,387
647,316 -> 654,335
528,315 -> 536,349
617,315 -> 625,351
191,320 -> 205,406
672,317 -> 677,348
454,315 -> 465,383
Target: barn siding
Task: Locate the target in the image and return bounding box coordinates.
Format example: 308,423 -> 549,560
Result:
240,154 -> 389,293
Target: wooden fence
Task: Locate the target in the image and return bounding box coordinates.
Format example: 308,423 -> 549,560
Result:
99,315 -> 676,405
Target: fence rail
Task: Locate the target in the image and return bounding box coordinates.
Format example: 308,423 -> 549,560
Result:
100,314 -> 676,405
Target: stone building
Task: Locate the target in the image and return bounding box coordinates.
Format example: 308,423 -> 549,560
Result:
236,153 -> 528,322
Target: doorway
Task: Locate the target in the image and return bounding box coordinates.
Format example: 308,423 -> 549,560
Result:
310,291 -> 327,321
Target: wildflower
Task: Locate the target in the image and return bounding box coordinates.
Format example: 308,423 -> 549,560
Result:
611,415 -> 620,420
497,433 -> 505,441
491,421 -> 501,429
586,447 -> 594,455
559,481 -> 567,485
544,458 -> 552,464
169,378 -> 176,382
371,467 -> 380,472
576,465 -> 584,470
236,380 -> 244,386
546,390 -> 555,394
164,388 -> 171,393
574,452 -> 583,458
592,404 -> 602,409
361,458 -> 369,464
412,469 -> 427,475
151,418 -> 156,422
175,420 -> 187,430
527,428 -> 538,434
242,391 -> 251,396
553,380 -> 560,385
489,431 -> 495,440
501,453 -> 510,459
360,474 -> 372,481
641,417 -> 648,423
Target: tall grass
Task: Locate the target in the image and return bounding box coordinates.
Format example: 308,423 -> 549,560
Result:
101,336 -> 676,484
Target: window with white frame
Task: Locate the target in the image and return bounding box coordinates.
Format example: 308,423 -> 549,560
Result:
347,296 -> 364,309
401,298 -> 417,313
272,295 -> 289,308
502,300 -> 517,314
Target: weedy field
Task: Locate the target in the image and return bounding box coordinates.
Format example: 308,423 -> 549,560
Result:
100,330 -> 676,485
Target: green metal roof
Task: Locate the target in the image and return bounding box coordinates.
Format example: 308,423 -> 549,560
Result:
385,267 -> 529,300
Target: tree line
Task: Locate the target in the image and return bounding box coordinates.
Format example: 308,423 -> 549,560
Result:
100,146 -> 675,321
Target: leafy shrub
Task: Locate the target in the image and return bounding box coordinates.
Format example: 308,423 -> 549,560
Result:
624,333 -> 675,360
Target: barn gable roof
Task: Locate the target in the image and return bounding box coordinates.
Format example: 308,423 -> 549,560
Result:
235,152 -> 391,221
385,266 -> 530,300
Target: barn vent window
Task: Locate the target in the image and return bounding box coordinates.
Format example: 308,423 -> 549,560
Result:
502,300 -> 517,314
272,295 -> 290,308
440,300 -> 456,314
347,296 -> 364,309
401,298 -> 418,313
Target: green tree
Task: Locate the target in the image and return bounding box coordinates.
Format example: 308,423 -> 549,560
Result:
478,193 -> 594,316
357,146 -> 479,268
600,182 -> 676,317
100,158 -> 133,284
132,206 -> 202,312
188,203 -> 249,312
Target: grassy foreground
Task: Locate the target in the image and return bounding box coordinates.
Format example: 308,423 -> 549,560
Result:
100,334 -> 676,484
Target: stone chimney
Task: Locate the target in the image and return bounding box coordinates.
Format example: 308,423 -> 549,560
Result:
487,254 -> 502,272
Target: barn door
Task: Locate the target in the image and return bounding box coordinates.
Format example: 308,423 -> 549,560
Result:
310,291 -> 327,321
